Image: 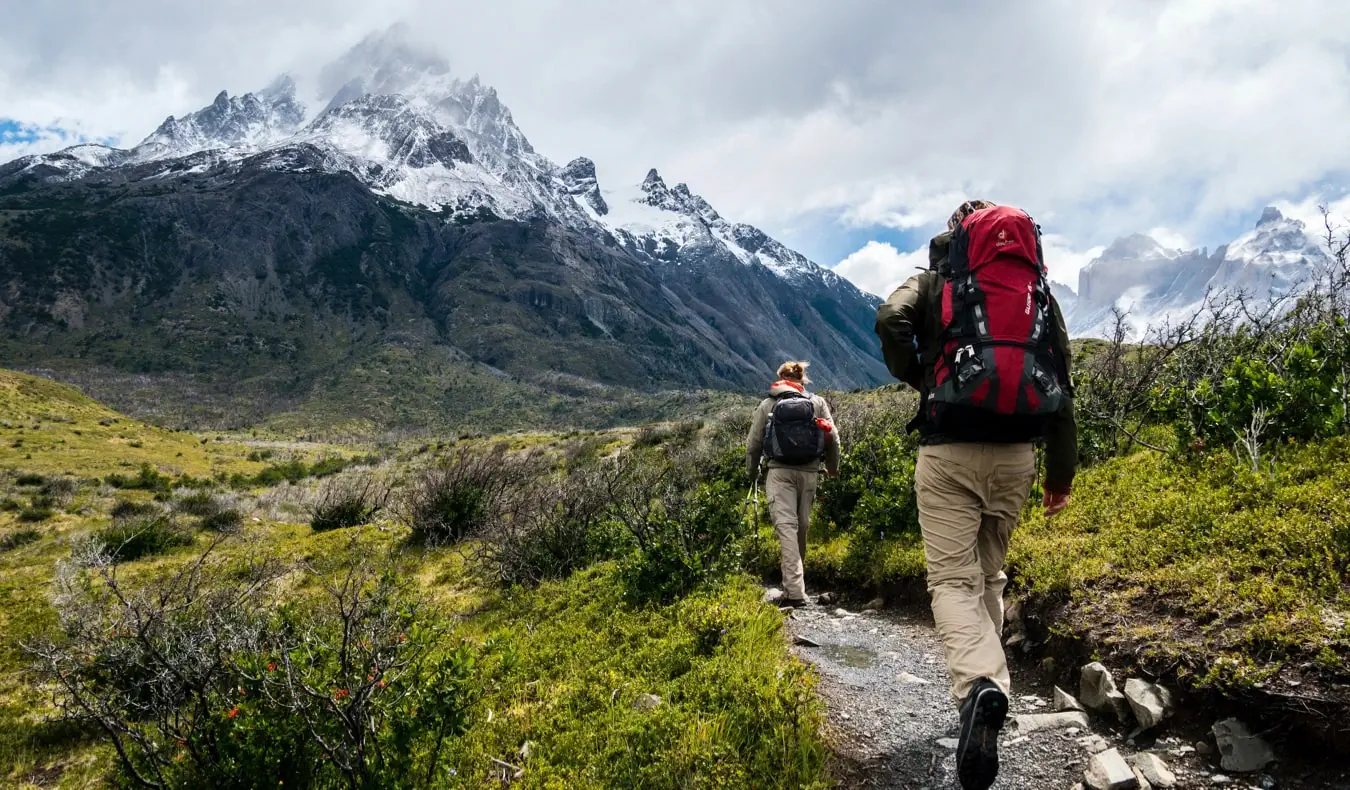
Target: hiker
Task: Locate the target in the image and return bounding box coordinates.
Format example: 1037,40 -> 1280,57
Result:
745,361 -> 840,608
874,200 -> 1077,790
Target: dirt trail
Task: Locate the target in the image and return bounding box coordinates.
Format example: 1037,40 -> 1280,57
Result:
774,592 -> 1350,790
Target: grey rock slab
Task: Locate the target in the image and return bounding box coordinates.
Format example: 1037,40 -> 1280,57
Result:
1012,711 -> 1091,733
1124,679 -> 1174,730
897,671 -> 931,685
1132,753 -> 1177,788
1211,718 -> 1276,773
1055,685 -> 1088,713
1080,662 -> 1121,712
632,693 -> 662,711
1084,748 -> 1139,790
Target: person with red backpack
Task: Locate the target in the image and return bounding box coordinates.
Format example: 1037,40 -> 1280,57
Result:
745,361 -> 840,608
874,200 -> 1077,790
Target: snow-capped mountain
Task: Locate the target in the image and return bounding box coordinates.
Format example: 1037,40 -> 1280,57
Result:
3,26 -> 862,297
0,25 -> 887,428
1061,207 -> 1331,337
132,76 -> 305,162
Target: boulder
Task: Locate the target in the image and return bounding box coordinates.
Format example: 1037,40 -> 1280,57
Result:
1084,748 -> 1139,790
1211,718 -> 1276,773
1131,753 -> 1177,788
1055,685 -> 1088,713
632,693 -> 662,711
866,597 -> 885,610
1124,679 -> 1175,730
1012,711 -> 1090,733
1081,663 -> 1121,712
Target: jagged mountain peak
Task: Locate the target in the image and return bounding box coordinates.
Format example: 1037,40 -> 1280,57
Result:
133,78 -> 306,161
558,157 -> 607,216
1257,206 -> 1285,227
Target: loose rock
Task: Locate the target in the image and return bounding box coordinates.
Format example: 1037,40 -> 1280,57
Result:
897,671 -> 931,685
1124,679 -> 1175,730
866,597 -> 885,610
833,608 -> 853,618
792,635 -> 820,647
815,592 -> 836,605
1055,685 -> 1088,713
936,737 -> 959,749
1081,663 -> 1134,723
1131,753 -> 1177,788
1211,718 -> 1276,773
633,693 -> 662,711
1077,734 -> 1111,754
1084,748 -> 1138,790
763,587 -> 785,604
1012,711 -> 1090,733
1132,767 -> 1153,790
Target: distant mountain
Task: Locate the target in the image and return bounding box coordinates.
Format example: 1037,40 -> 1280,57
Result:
0,27 -> 885,432
1060,207 -> 1331,337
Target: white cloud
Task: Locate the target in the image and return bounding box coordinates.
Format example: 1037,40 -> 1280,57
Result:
834,241 -> 928,297
2,0 -> 1350,268
1042,235 -> 1106,291
1146,227 -> 1190,251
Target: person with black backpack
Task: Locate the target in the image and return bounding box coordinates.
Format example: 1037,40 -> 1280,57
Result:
874,200 -> 1078,790
745,361 -> 840,608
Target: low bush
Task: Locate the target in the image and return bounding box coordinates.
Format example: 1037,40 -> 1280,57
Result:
29,541 -> 477,789
0,528 -> 40,552
173,490 -> 222,517
308,476 -> 389,532
398,445 -> 538,546
17,503 -> 55,523
200,509 -> 243,533
472,462 -> 627,587
105,463 -> 172,492
110,499 -> 159,520
94,512 -> 194,562
15,473 -> 44,487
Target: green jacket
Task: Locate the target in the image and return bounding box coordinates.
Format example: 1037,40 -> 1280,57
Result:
874,232 -> 1079,493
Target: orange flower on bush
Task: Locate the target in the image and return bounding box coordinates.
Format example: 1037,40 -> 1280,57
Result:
334,688 -> 350,701
267,661 -> 277,672
227,706 -> 240,719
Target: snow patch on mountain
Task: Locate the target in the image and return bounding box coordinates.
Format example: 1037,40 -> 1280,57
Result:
132,76 -> 305,162
1064,207 -> 1330,338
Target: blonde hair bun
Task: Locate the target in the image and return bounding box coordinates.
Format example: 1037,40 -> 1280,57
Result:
776,360 -> 811,384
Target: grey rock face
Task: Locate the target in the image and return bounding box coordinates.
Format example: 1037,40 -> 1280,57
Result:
1212,718 -> 1276,773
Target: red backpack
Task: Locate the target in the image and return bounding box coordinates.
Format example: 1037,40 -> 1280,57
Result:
923,205 -> 1066,441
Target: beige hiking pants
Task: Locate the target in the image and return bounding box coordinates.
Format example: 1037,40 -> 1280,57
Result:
915,442 -> 1037,704
765,466 -> 820,600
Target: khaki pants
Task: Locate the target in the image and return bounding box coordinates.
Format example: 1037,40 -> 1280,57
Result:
765,467 -> 819,600
916,443 -> 1036,704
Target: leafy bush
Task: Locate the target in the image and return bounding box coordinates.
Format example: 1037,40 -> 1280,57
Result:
18,501 -> 55,522
199,509 -> 243,533
14,473 -> 44,487
308,476 -> 389,532
105,463 -> 172,492
0,497 -> 21,511
398,445 -> 536,546
172,490 -> 221,517
110,499 -> 159,520
472,462 -> 627,587
600,447 -> 749,604
94,512 -> 194,562
0,528 -> 40,552
29,541 -> 477,789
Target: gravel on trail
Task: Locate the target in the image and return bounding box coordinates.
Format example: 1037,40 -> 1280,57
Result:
781,598 -> 1086,789
774,592 -> 1350,790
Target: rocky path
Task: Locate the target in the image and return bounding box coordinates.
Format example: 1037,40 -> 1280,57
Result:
771,591 -> 1350,790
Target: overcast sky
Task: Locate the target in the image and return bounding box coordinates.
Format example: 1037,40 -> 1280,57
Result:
3,0 -> 1349,295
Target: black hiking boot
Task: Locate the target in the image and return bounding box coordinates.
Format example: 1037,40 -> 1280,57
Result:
778,597 -> 809,609
956,678 -> 1008,790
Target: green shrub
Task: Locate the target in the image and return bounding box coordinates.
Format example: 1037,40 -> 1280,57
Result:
309,477 -> 388,532
110,499 -> 159,520
0,528 -> 40,552
15,473 -> 44,487
32,543 -> 476,789
200,509 -> 243,533
94,513 -> 194,562
18,503 -> 54,522
0,497 -> 21,511
398,446 -> 533,546
172,491 -> 221,517
105,464 -> 171,492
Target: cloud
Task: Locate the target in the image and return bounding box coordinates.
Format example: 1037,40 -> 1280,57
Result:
2,0 -> 1349,279
834,241 -> 929,297
1145,227 -> 1190,251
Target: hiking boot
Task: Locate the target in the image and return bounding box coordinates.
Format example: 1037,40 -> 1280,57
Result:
779,597 -> 809,609
956,678 -> 1008,790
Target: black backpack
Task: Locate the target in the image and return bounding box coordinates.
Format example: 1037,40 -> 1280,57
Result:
763,392 -> 825,465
